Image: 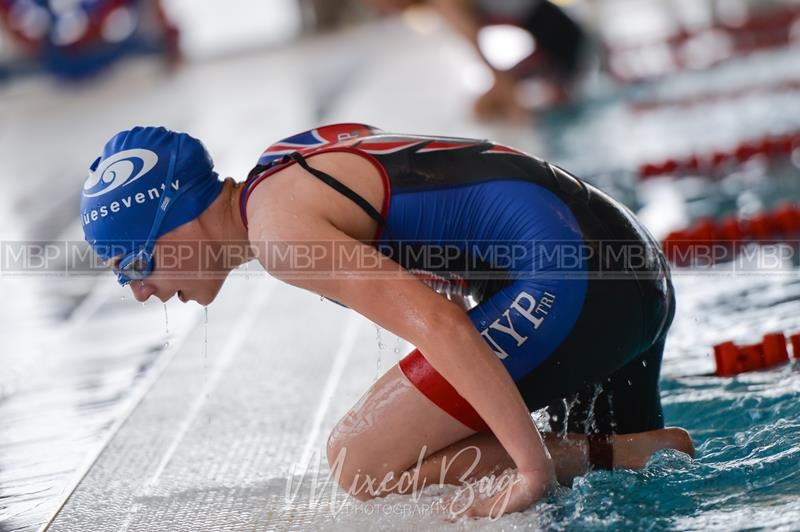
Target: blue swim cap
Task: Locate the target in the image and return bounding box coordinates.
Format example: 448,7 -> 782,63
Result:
80,126 -> 224,262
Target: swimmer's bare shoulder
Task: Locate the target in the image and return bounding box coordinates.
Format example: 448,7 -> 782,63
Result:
245,151 -> 385,246
245,152 -> 459,345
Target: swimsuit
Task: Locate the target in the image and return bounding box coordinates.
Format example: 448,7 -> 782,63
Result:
241,123 -> 675,435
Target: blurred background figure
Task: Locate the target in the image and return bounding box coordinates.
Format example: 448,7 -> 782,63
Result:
299,0 -> 364,33
0,0 -> 179,79
361,0 -> 589,120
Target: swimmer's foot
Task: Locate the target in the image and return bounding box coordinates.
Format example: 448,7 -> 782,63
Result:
612,428 -> 695,470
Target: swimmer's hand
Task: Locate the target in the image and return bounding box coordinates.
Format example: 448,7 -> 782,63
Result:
445,468 -> 553,521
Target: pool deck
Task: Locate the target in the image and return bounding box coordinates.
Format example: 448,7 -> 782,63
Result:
45,269 -> 408,531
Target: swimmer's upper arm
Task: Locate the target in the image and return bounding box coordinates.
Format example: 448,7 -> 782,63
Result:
244,159 -> 463,340
254,217 -> 463,345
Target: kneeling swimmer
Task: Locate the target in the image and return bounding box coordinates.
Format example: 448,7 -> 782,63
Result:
79,124 -> 694,519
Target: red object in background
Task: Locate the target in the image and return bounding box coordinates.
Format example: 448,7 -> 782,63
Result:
747,213 -> 776,242
631,81 -> 800,114
662,219 -> 720,266
775,136 -> 794,155
716,216 -> 744,242
640,163 -> 664,179
689,218 -> 716,265
661,159 -> 679,175
607,4 -> 800,82
735,143 -> 760,163
759,137 -> 778,156
772,204 -> 800,237
790,334 -> 800,360
685,155 -> 702,172
638,131 -> 799,180
662,230 -> 691,266
739,344 -> 768,372
691,218 -> 716,242
762,333 -> 790,367
713,333 -> 791,377
713,342 -> 741,377
662,204 -> 800,265
710,151 -> 729,169
716,216 -> 744,259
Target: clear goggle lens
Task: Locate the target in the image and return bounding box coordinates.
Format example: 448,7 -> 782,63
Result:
115,251 -> 154,286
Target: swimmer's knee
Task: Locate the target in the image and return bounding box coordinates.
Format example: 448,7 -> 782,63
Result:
325,429 -> 350,484
663,427 -> 695,459
325,433 -> 355,495
325,428 -> 382,501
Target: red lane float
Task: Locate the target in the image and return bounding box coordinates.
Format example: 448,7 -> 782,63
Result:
639,132 -> 800,180
631,80 -> 800,113
607,5 -> 800,82
662,203 -> 800,266
713,332 -> 799,377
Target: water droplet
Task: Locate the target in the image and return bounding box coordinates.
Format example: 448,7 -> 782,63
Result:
560,398 -> 572,439
642,360 -> 648,368
375,325 -> 384,350
627,380 -> 632,386
320,294 -> 324,302
204,306 -> 209,360
120,295 -> 126,303
163,304 -> 170,335
375,325 -> 384,380
203,306 -> 210,427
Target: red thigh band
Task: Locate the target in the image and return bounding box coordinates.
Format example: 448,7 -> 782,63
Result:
399,348 -> 490,432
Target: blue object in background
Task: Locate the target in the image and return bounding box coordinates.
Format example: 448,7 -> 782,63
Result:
0,0 -> 177,79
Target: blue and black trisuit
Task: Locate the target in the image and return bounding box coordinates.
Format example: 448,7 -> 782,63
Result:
240,124 -> 675,435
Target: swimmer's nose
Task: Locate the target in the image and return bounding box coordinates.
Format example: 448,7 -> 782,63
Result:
129,281 -> 157,303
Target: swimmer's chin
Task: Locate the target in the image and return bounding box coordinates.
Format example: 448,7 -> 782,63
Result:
174,289 -> 217,306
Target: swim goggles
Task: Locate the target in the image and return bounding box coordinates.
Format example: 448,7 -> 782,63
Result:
114,136 -> 189,287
